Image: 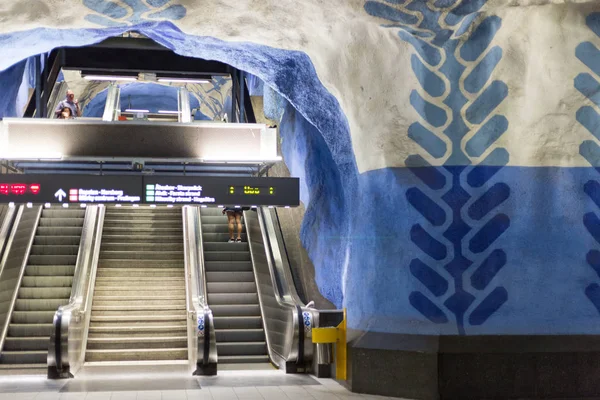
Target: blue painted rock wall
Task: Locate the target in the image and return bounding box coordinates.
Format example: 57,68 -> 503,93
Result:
2,0 -> 600,337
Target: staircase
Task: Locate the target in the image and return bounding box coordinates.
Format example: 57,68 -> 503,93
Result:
1,208 -> 84,367
200,208 -> 268,364
85,206 -> 187,362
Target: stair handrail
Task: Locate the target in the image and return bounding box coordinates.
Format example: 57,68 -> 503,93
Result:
183,206 -> 217,375
48,205 -> 104,379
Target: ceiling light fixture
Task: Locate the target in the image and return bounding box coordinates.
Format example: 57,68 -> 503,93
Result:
124,109 -> 150,113
158,78 -> 210,84
84,75 -> 137,81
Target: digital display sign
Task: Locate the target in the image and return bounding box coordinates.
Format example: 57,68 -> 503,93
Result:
0,174 -> 299,206
144,176 -> 298,206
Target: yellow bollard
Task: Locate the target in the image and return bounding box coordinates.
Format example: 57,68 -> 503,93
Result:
312,308 -> 347,380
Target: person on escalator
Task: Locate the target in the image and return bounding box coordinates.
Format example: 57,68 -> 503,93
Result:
222,207 -> 243,243
54,90 -> 81,118
57,106 -> 73,119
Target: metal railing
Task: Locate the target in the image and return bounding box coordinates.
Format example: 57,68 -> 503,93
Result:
244,207 -> 318,372
48,205 -> 104,378
183,206 -> 217,375
0,205 -> 42,358
0,206 -> 17,262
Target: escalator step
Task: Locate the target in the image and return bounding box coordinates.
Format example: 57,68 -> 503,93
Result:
204,261 -> 252,272
206,271 -> 254,283
217,341 -> 267,356
218,355 -> 270,364
210,304 -> 260,317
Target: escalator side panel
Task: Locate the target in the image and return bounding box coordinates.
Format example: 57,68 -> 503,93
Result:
0,206 -> 43,359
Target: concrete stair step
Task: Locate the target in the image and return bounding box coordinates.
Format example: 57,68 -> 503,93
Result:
21,276 -> 73,287
89,324 -> 186,336
92,298 -> 185,307
33,236 -> 81,246
213,316 -> 263,330
106,207 -> 181,214
15,298 -> 67,311
0,351 -> 46,364
90,309 -> 186,317
208,293 -> 258,305
27,255 -> 77,265
37,217 -> 84,227
85,348 -> 187,362
0,363 -> 46,371
19,287 -> 71,299
94,289 -> 185,297
97,260 -> 183,268
204,261 -> 253,272
92,304 -> 184,312
3,337 -> 49,351
99,251 -> 183,260
29,245 -> 79,255
204,243 -> 249,252
211,304 -> 261,317
25,265 -> 75,276
204,252 -> 250,262
86,336 -> 187,350
36,227 -> 82,236
216,329 -> 265,342
207,282 -> 257,294
96,268 -> 184,278
95,278 -> 184,287
217,342 -> 267,356
8,324 -> 53,337
93,295 -> 185,301
11,311 -> 55,324
91,315 -> 186,323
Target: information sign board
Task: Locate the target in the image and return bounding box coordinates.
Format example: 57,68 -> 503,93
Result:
0,174 -> 299,206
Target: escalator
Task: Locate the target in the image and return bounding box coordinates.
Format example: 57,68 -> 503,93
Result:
85,206 -> 187,362
0,206 -> 85,368
200,208 -> 268,364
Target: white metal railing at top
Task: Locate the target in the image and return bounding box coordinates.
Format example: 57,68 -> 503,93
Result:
0,118 -> 279,163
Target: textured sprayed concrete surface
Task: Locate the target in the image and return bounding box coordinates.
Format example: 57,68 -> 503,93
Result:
3,0 -> 600,337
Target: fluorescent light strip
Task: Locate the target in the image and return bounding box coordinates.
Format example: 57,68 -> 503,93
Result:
125,109 -> 150,113
158,78 -> 210,84
84,75 -> 137,81
158,110 -> 181,114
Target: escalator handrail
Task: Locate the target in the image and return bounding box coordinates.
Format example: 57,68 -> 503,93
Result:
259,207 -> 305,306
0,205 -> 42,356
0,205 -> 17,262
49,205 -> 104,377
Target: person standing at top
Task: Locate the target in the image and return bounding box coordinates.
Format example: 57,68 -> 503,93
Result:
54,90 -> 81,118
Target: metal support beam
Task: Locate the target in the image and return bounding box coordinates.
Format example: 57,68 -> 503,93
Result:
35,56 -> 42,118
178,87 -> 192,123
239,70 -> 245,123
